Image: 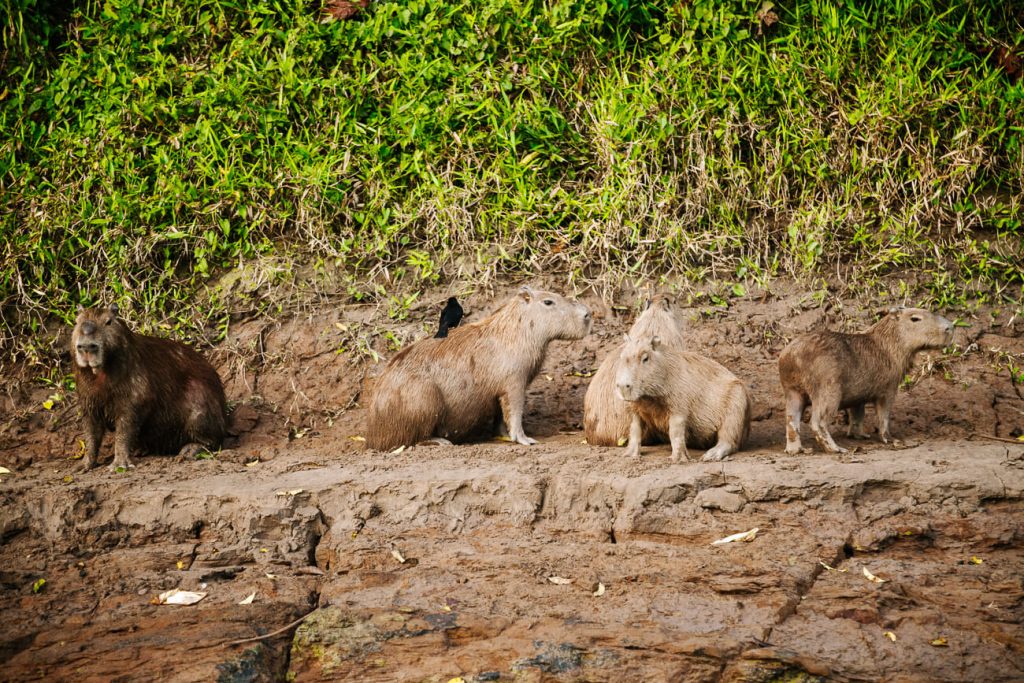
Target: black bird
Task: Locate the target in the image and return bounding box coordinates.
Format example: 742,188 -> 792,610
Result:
435,297 -> 464,338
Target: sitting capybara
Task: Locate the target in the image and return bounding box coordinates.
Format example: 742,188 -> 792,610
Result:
778,306 -> 953,454
614,334 -> 752,462
584,294 -> 685,446
365,286 -> 592,450
72,304 -> 228,471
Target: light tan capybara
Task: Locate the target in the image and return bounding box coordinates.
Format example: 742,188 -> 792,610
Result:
584,294 -> 685,446
614,334 -> 752,462
778,306 -> 953,454
365,286 -> 592,450
72,304 -> 228,471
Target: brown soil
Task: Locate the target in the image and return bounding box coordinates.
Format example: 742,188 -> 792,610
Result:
1,280 -> 1023,682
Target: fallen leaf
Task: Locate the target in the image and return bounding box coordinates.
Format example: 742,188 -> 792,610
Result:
969,556 -> 983,565
259,548 -> 269,553
275,489 -> 304,497
0,466 -> 11,475
391,548 -> 407,564
862,566 -> 887,584
176,560 -> 185,570
42,399 -> 55,410
265,573 -> 277,580
544,374 -> 553,381
494,435 -> 512,442
712,528 -> 760,545
391,445 -> 406,454
447,678 -> 465,683
616,437 -> 627,447
884,631 -> 897,642
547,576 -> 573,585
62,475 -> 74,484
238,591 -> 256,605
157,589 -> 206,605
245,460 -> 260,467
819,561 -> 848,573
593,582 -> 606,597
32,578 -> 46,593
930,636 -> 948,647
349,435 -> 366,442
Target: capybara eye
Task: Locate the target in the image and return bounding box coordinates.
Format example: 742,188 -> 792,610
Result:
911,315 -> 921,322
105,318 -> 112,325
543,299 -> 554,306
641,353 -> 649,363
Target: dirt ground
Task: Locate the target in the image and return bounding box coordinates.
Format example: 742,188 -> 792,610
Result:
1,278 -> 1023,682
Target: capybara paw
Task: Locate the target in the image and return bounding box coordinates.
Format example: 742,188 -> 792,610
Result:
178,443 -> 209,459
515,435 -> 538,446
784,444 -> 801,455
701,449 -> 729,462
108,459 -> 135,473
824,445 -> 848,454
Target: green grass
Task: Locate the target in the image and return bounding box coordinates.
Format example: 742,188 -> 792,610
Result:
1,0 -> 1021,361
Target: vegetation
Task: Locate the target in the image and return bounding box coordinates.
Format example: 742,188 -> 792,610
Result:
2,0 -> 1021,361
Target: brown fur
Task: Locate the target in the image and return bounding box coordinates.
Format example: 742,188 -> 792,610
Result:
584,294 -> 684,446
365,287 -> 592,450
72,304 -> 228,471
614,335 -> 752,462
778,306 -> 953,454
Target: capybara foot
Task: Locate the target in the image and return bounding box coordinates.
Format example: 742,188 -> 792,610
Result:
108,458 -> 135,472
784,444 -> 802,455
624,446 -> 641,459
701,444 -> 732,462
179,443 -> 212,459
515,435 -> 538,446
820,443 -> 848,454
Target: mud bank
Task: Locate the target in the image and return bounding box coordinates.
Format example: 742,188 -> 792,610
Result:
1,439 -> 1022,681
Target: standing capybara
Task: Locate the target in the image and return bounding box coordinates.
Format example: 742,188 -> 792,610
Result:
584,294 -> 685,446
365,286 -> 592,450
72,304 -> 228,471
778,306 -> 953,454
614,334 -> 752,462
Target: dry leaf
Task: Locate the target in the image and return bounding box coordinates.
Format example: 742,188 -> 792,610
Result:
265,572 -> 277,580
176,560 -> 185,570
930,636 -> 948,647
447,678 -> 466,683
712,528 -> 760,545
238,591 -> 256,605
969,556 -> 983,565
616,437 -> 627,446
495,435 -> 512,442
391,445 -> 406,454
547,576 -> 573,585
0,466 -> 11,475
391,548 -> 407,564
593,582 -> 606,597
884,631 -> 897,642
275,489 -> 304,497
157,589 -> 207,606
349,435 -> 366,442
245,460 -> 260,467
862,566 -> 887,584
819,561 -> 848,573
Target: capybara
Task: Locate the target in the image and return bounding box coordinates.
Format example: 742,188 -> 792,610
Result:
72,304 -> 228,471
365,286 -> 592,450
778,306 -> 953,454
584,294 -> 685,446
435,296 -> 464,338
614,335 -> 752,462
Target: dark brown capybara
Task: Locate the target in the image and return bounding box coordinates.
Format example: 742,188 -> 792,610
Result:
72,304 -> 228,471
365,286 -> 592,450
778,306 -> 953,454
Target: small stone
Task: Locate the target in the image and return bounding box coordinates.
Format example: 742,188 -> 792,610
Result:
695,487 -> 746,513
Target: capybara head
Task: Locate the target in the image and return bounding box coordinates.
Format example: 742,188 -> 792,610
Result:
614,335 -> 666,402
73,304 -> 130,372
877,306 -> 954,351
515,286 -> 592,340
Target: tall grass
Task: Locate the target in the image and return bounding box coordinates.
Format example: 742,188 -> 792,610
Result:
1,0 -> 1021,358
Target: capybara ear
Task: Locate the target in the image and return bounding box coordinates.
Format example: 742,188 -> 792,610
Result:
109,303 -> 120,318
658,296 -> 672,311
77,304 -> 85,313
651,335 -> 661,350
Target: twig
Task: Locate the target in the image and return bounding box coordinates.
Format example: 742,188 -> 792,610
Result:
970,432 -> 1024,445
223,609 -> 317,647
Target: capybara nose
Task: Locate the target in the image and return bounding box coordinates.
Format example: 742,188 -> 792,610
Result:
77,343 -> 98,354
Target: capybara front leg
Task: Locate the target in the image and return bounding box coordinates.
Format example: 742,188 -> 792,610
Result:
784,389 -> 805,455
876,390 -> 897,444
668,412 -> 690,463
501,385 -> 536,446
623,413 -> 643,459
81,416 -> 105,470
110,416 -> 139,471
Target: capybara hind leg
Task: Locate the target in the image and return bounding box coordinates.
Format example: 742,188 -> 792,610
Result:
784,390 -> 805,455
179,442 -> 213,459
846,404 -> 870,439
809,393 -> 846,454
